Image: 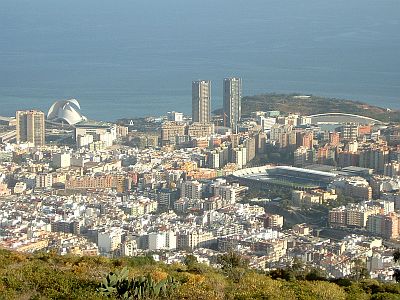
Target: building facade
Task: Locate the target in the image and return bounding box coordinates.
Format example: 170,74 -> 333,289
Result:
192,80 -> 211,123
16,110 -> 45,146
223,77 -> 242,131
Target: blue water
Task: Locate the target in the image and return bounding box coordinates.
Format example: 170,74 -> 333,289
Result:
1,0 -> 399,121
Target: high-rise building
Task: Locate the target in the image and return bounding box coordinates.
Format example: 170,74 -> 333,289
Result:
294,146 -> 315,167
262,213 -> 284,229
16,110 -> 45,146
160,121 -> 186,145
341,123 -> 359,141
384,162 -> 400,177
232,146 -> 247,169
187,122 -> 214,138
329,132 -> 340,147
52,152 -> 71,169
367,213 -> 400,240
359,145 -> 390,173
296,131 -> 314,149
223,77 -> 242,131
180,180 -> 203,199
192,80 -> 211,123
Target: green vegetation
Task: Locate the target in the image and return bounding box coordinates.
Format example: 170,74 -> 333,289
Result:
0,249 -> 399,299
215,93 -> 400,122
99,268 -> 177,299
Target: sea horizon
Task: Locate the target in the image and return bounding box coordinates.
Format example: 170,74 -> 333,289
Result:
1,0 -> 399,121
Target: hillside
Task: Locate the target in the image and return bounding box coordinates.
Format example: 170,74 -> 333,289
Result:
0,249 -> 399,299
215,93 -> 400,122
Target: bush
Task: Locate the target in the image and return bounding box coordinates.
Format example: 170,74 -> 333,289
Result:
99,267 -> 177,299
344,284 -> 369,300
126,255 -> 156,268
0,249 -> 399,299
285,280 -> 347,300
231,272 -> 296,300
371,292 -> 400,300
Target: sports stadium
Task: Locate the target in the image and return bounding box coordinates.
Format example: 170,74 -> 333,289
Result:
232,165 -> 338,190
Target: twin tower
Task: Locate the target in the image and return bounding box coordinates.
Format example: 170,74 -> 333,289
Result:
192,77 -> 242,130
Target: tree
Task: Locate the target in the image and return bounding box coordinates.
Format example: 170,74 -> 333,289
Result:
217,251 -> 249,282
217,251 -> 249,271
291,257 -> 304,273
269,268 -> 296,281
183,255 -> 198,268
392,249 -> 400,283
393,249 -> 400,263
280,199 -> 291,209
305,268 -> 326,281
350,258 -> 369,281
393,269 -> 400,283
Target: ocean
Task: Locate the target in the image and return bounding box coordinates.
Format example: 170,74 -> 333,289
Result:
0,0 -> 399,121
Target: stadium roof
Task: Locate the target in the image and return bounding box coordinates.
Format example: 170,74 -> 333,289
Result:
308,113 -> 383,125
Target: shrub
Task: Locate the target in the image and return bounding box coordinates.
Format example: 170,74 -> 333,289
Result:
99,267 -> 177,299
371,292 -> 400,300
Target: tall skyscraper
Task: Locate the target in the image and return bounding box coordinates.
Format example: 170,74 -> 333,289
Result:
223,77 -> 242,131
192,80 -> 211,123
16,110 -> 45,146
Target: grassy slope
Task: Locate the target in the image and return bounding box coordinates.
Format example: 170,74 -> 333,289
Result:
216,93 -> 400,122
0,249 -> 400,299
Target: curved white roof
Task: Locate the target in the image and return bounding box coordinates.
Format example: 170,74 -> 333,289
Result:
47,99 -> 86,125
232,165 -> 337,178
308,113 -> 383,125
